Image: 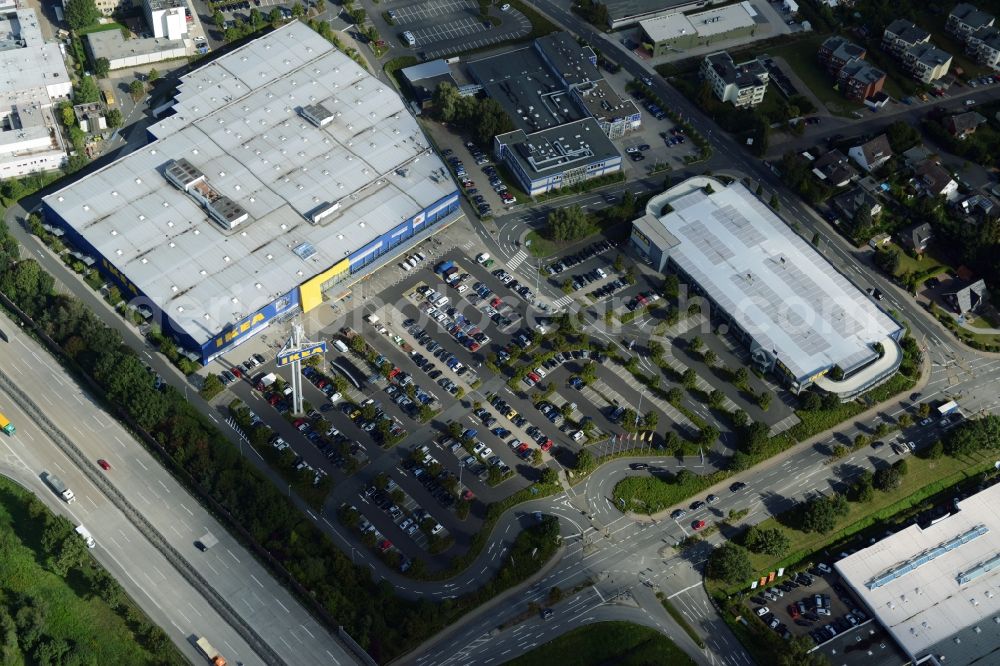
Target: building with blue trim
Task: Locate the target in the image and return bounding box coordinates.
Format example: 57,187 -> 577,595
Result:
41,22 -> 460,365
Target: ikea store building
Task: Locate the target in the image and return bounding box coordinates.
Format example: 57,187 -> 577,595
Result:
42,22 -> 460,364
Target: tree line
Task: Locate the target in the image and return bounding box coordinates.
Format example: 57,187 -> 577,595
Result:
0,216 -> 489,661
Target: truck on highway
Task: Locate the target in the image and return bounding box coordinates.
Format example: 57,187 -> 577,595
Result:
195,637 -> 227,666
75,525 -> 96,549
41,471 -> 75,502
0,413 -> 14,435
937,400 -> 959,417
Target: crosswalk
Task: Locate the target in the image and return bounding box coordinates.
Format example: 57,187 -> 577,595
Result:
551,294 -> 575,308
506,249 -> 528,270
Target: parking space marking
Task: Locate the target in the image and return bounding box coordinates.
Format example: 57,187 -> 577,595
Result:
410,17 -> 486,46
392,0 -> 475,24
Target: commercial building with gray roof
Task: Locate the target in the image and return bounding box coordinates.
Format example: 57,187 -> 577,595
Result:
494,117 -> 621,196
630,178 -> 902,391
836,483 -> 1000,666
600,0 -> 722,29
42,22 -> 460,364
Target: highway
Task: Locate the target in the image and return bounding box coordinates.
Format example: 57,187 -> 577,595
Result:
0,311 -> 355,666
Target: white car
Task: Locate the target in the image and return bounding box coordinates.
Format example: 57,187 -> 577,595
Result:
500,3 -> 510,10
756,606 -> 770,617
473,442 -> 486,455
476,252 -> 490,264
479,446 -> 493,460
403,30 -> 416,46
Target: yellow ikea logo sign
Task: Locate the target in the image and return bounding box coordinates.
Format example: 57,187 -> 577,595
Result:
276,343 -> 327,367
213,313 -> 266,348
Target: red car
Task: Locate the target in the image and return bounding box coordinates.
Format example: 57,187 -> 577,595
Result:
230,367 -> 243,378
461,489 -> 475,501
540,438 -> 553,452
268,394 -> 281,406
378,539 -> 393,553
490,297 -> 502,308
692,520 -> 706,530
97,459 -> 111,471
528,372 -> 541,382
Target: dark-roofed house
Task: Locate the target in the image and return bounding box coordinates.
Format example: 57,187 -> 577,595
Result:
900,222 -> 933,253
945,278 -> 988,314
946,3 -> 995,40
837,59 -> 886,101
848,134 -> 893,172
812,149 -> 858,187
818,36 -> 867,74
958,193 -> 997,222
913,159 -> 959,201
882,19 -> 930,57
701,51 -> 769,108
945,111 -> 986,139
833,187 -> 882,222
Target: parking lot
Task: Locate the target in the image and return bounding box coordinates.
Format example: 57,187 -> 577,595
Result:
745,566 -> 873,648
408,18 -> 487,48
389,0 -> 476,24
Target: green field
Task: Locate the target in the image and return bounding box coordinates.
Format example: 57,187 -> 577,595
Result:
0,477 -> 182,664
508,621 -> 695,666
767,37 -> 864,116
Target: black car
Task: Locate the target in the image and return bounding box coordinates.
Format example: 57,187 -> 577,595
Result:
730,481 -> 747,492
629,463 -> 649,470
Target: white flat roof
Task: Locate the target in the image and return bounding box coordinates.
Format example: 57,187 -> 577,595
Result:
635,181 -> 900,381
836,484 -> 1000,663
43,22 -> 455,346
641,3 -> 756,42
0,9 -> 71,108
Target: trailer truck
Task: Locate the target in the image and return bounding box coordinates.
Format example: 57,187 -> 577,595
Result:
0,413 -> 14,435
41,471 -> 75,502
195,637 -> 227,666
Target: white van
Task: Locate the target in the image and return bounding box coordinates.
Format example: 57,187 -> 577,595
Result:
415,251 -> 427,262
403,31 -> 416,46
434,295 -> 450,307
399,261 -> 412,271
476,252 -> 490,264
328,392 -> 343,404
332,339 -> 349,353
596,267 -> 607,279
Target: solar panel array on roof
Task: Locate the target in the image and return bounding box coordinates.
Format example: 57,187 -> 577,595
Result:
639,183 -> 900,381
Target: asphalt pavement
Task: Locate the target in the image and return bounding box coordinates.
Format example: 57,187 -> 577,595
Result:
0,312 -> 356,666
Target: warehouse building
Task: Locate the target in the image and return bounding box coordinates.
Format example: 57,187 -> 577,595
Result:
640,3 -> 759,57
467,32 -> 640,139
84,29 -> 189,71
601,0 -> 724,29
42,22 -> 460,364
836,483 -> 1000,666
630,178 -> 902,394
0,8 -> 72,178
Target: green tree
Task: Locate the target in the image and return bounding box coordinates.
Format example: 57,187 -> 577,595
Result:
105,108 -> 123,128
433,82 -> 461,122
708,389 -> 725,410
65,0 -> 99,30
800,495 -> 847,534
886,120 -> 921,153
926,440 -> 944,459
93,57 -> 110,78
756,391 -> 772,411
743,526 -> 790,556
214,9 -> 225,27
730,409 -> 748,428
666,387 -> 683,405
74,75 -> 101,105
769,194 -> 779,209
293,2 -> 307,17
733,366 -> 749,387
707,542 -> 752,585
943,415 -> 1000,457
703,350 -> 718,366
873,465 -> 902,492
547,205 -> 594,242
853,433 -> 870,449
689,336 -> 703,352
129,79 -> 145,101
852,470 -> 875,503
681,368 -> 697,389
147,68 -> 160,83
643,410 -> 658,429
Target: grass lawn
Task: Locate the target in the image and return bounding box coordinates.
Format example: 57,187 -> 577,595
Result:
0,477 -> 183,663
524,230 -> 560,258
767,37 -> 864,117
733,450 -> 993,587
77,21 -> 128,35
508,621 -> 695,666
887,242 -> 947,279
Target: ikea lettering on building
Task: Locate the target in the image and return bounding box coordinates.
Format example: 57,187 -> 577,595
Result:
40,22 -> 461,365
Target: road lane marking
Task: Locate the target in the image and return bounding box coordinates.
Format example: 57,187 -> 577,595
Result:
134,458 -> 148,471
250,573 -> 264,588
275,597 -> 290,613
179,502 -> 194,515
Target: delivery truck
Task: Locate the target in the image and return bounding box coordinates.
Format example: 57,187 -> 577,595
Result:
75,525 -> 96,548
195,637 -> 227,666
0,413 -> 14,435
41,471 -> 75,502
